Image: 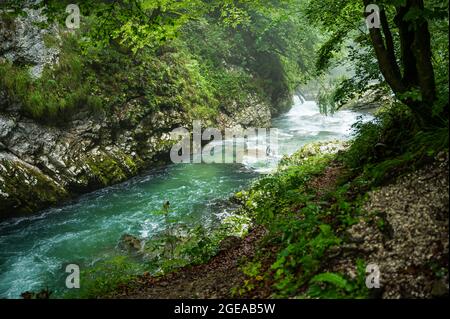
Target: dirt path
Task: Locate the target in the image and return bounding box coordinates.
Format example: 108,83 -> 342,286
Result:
108,162 -> 344,299
109,227 -> 266,299
106,154 -> 449,299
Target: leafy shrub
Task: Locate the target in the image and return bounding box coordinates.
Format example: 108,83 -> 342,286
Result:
342,103 -> 449,185
307,259 -> 368,299
343,103 -> 416,169
65,255 -> 144,299
0,34 -> 104,123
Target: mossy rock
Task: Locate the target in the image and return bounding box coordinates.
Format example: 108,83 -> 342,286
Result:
86,151 -> 138,187
278,140 -> 347,170
0,158 -> 68,218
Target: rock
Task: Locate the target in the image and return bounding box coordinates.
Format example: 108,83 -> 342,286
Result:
0,117 -> 15,139
20,287 -> 52,299
0,90 -> 276,218
118,234 -> 142,253
0,7 -> 285,219
218,93 -> 272,129
278,140 -> 347,170
0,5 -> 60,79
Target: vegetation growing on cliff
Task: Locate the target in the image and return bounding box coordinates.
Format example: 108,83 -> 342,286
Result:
1,0 -> 315,124
0,0 -> 448,300
0,0 -> 317,218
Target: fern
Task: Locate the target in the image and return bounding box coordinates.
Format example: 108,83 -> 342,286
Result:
310,272 -> 352,292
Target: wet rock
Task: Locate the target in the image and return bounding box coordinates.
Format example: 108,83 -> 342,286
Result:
0,117 -> 15,139
0,8 -> 284,218
118,234 -> 143,253
0,95 -> 273,218
20,288 -> 52,299
278,140 -> 347,170
218,94 -> 272,128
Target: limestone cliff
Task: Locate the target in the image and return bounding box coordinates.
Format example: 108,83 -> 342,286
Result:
0,7 -> 278,218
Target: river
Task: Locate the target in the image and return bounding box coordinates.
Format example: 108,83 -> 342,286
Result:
0,97 -> 371,298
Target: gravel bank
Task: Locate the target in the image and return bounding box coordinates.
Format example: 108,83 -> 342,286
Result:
339,153 -> 449,298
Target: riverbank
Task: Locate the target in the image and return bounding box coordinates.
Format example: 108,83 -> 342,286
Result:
1,0 -> 448,302
2,97 -> 368,299
104,136 -> 448,299
0,4 -> 296,219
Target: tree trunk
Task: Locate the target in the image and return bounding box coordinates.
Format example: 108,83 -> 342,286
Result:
411,0 -> 436,105
363,0 -> 437,126
394,3 -> 419,87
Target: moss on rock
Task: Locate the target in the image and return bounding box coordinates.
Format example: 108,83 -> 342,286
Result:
0,158 -> 67,218
85,151 -> 139,188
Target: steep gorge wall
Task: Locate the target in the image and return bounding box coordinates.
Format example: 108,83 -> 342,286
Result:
0,97 -> 272,218
0,8 -> 279,218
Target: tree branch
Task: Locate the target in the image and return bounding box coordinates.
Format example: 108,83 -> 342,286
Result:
363,0 -> 406,94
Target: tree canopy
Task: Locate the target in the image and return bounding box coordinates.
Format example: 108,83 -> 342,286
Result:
303,0 -> 449,126
1,0 -> 448,126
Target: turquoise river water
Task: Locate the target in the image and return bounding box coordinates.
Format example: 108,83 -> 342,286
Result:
0,97 -> 371,298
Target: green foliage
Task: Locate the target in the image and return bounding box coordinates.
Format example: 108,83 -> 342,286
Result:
245,155 -> 330,224
237,145 -> 370,298
0,34 -> 104,123
342,103 -> 449,185
87,39 -> 218,119
66,199 -> 251,298
65,206 -> 247,298
270,223 -> 341,296
232,261 -> 264,296
151,201 -> 180,260
178,0 -> 318,115
145,201 -> 251,274
235,139 -> 390,298
343,104 -> 416,169
1,0 -> 314,123
307,259 -> 369,298
27,0 -> 207,54
66,255 -> 145,299
308,272 -> 352,297
305,0 -> 449,120
0,33 -> 220,123
429,6 -> 450,117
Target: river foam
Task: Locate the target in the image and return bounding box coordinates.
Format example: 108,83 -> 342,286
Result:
0,98 -> 372,298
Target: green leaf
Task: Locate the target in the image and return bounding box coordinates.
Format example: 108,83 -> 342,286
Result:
310,272 -> 353,292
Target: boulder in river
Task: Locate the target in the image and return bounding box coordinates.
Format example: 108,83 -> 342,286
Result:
118,234 -> 143,253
